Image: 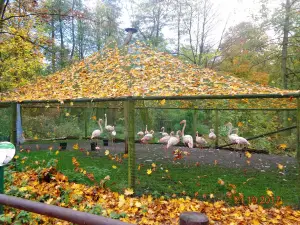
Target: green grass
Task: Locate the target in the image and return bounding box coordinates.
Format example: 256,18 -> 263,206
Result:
14,150 -> 300,208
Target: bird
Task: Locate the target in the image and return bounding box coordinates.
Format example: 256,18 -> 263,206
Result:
208,129 -> 217,140
166,130 -> 181,158
91,119 -> 103,148
179,120 -> 193,148
232,128 -> 250,149
160,127 -> 169,137
145,125 -> 149,134
91,119 -> 103,140
225,122 -> 239,144
158,131 -> 174,144
137,131 -> 144,142
159,131 -> 174,157
141,130 -> 154,144
104,114 -> 115,132
195,131 -> 207,149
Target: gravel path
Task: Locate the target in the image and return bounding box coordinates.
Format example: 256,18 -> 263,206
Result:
20,141 -> 297,170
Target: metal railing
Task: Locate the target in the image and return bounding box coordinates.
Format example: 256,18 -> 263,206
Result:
0,194 -> 209,225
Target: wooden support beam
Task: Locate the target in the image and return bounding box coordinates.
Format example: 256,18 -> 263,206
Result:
193,110 -> 197,139
214,110 -> 219,148
297,98 -> 300,160
124,99 -> 135,189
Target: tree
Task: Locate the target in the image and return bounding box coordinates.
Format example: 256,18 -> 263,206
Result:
0,0 -> 45,91
218,22 -> 272,84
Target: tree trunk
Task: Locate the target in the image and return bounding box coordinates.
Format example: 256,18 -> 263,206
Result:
177,1 -> 181,55
58,7 -> 65,68
198,0 -> 207,66
70,0 -> 75,60
281,0 -> 290,89
51,15 -> 56,73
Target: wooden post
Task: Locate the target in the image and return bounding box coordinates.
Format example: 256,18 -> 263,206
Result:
214,110 -> 219,148
297,98 -> 300,161
84,108 -> 88,138
179,212 -> 209,225
193,110 -> 197,140
124,98 -> 135,189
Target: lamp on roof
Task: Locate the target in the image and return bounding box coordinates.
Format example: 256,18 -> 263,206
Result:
123,28 -> 138,46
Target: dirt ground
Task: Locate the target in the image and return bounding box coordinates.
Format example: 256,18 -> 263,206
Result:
20,140 -> 297,170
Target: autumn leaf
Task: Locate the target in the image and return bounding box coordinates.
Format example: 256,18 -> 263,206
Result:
91,116 -> 97,121
159,99 -> 166,105
165,170 -> 169,173
48,146 -> 53,151
14,155 -> 19,159
277,163 -> 284,170
105,150 -> 110,156
55,151 -> 59,155
147,169 -> 152,175
151,163 -> 156,168
237,122 -> 243,127
34,135 -> 38,140
245,151 -> 252,158
124,188 -> 134,196
210,193 -> 214,199
112,165 -> 117,169
267,189 -> 274,197
73,144 -> 79,150
218,178 -> 225,186
65,112 -> 70,117
279,143 -> 287,150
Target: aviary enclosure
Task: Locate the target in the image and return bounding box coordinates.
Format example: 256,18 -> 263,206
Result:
0,43 -> 300,211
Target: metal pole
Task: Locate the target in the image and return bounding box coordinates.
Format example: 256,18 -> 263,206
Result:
4,92 -> 300,105
214,110 -> 219,148
0,194 -> 132,225
124,98 -> 136,189
10,103 -> 17,146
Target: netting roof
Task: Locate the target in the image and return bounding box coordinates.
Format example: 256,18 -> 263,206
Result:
0,43 -> 299,109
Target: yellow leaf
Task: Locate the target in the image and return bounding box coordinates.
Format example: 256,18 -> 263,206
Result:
267,189 -> 273,197
105,150 -> 110,155
147,169 -> 152,175
19,187 -> 28,192
112,165 -> 117,169
277,163 -> 284,170
34,135 -> 38,140
73,144 -> 79,150
159,99 -> 166,105
91,116 -> 97,121
14,155 -> 19,159
86,151 -> 90,156
55,150 -> 59,155
288,117 -> 291,121
245,151 -> 252,158
124,188 -> 134,196
151,163 -> 156,168
65,112 -> 70,117
237,122 -> 243,127
210,193 -> 214,199
251,219 -> 260,225
279,143 -> 287,149
70,102 -> 74,106
165,170 -> 169,173
135,201 -> 142,208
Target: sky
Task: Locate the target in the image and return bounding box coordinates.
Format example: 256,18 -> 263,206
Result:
86,0 -> 280,47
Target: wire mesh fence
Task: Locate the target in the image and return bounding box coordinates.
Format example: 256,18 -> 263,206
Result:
1,97 -> 300,209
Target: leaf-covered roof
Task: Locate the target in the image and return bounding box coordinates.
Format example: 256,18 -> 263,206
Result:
0,43 -> 299,108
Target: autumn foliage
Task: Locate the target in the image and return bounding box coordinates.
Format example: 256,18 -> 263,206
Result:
0,43 -> 298,106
